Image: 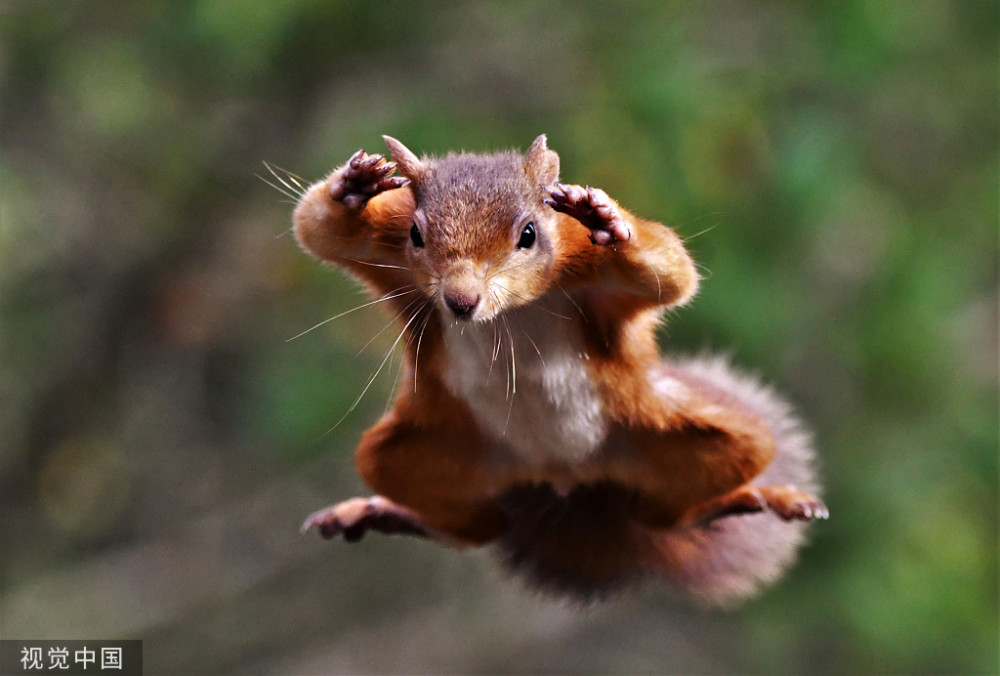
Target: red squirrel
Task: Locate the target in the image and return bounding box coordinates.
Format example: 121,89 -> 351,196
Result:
293,135 -> 827,605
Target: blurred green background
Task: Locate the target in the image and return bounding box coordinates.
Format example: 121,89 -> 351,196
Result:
2,1 -> 996,674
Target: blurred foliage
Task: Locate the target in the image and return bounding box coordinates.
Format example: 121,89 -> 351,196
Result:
1,1 -> 996,674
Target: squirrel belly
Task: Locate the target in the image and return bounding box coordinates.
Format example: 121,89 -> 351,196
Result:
440,292 -> 608,467
293,135 -> 827,606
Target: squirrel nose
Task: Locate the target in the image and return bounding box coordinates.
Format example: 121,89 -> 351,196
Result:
443,290 -> 480,318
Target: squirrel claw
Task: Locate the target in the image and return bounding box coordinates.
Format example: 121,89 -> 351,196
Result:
376,175 -> 410,192
346,149 -> 366,167
331,151 -> 406,209
543,182 -> 631,245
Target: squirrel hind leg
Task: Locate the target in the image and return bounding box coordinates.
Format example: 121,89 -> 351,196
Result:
651,356 -> 824,606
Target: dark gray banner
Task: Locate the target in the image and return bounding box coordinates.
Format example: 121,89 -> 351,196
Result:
0,641 -> 141,676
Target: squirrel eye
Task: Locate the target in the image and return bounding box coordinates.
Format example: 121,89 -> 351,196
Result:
410,223 -> 425,248
517,222 -> 536,249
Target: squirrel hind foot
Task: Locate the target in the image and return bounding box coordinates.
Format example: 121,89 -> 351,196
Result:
686,485 -> 829,527
301,496 -> 429,541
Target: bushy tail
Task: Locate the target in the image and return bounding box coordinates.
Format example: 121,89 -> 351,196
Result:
495,357 -> 820,607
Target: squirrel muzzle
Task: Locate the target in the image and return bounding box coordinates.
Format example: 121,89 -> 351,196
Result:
439,261 -> 486,320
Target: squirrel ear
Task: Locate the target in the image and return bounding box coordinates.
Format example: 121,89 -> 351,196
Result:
383,135 -> 424,182
525,134 -> 560,185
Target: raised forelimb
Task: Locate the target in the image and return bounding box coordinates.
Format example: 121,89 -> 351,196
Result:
544,183 -> 700,312
293,149 -> 416,296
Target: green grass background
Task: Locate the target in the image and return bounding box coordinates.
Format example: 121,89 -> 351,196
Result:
2,2 -> 996,673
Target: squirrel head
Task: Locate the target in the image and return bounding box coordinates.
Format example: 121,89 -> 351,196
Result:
385,135 -> 561,322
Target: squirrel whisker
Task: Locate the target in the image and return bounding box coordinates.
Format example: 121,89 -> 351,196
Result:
286,285 -> 419,342
356,295 -> 425,356
321,301 -> 426,438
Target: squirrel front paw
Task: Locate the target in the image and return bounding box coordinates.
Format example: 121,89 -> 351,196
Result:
544,183 -> 631,245
301,496 -> 429,541
330,150 -> 409,210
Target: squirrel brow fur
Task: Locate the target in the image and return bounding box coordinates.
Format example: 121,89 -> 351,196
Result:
419,152 -> 538,207
414,150 -> 544,249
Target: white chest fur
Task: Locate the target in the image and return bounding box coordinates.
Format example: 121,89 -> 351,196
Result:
442,296 -> 607,465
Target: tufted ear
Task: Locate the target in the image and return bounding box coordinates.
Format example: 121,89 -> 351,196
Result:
524,134 -> 560,186
383,135 -> 425,183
